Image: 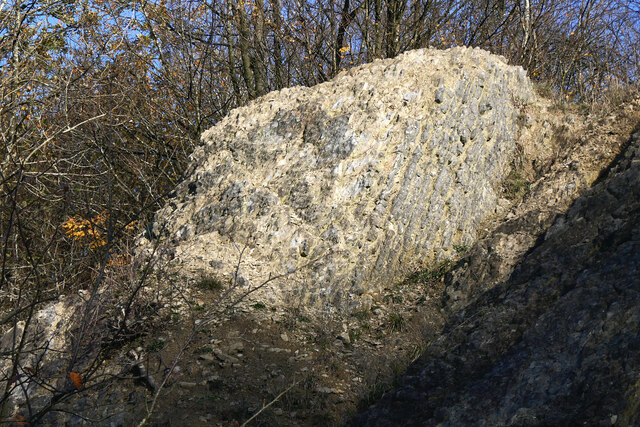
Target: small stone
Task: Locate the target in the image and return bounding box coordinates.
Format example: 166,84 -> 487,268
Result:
228,341 -> 244,353
280,333 -> 289,342
214,350 -> 239,364
179,381 -> 197,388
337,331 -> 351,344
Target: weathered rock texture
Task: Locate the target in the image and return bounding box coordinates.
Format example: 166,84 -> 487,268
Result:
353,125 -> 640,426
142,47 -> 538,311
0,296 -> 81,417
444,99 -> 640,311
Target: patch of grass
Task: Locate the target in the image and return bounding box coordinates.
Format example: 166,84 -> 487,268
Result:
388,312 -> 407,332
198,392 -> 221,402
252,302 -> 266,309
309,328 -> 332,349
196,276 -> 224,291
349,329 -> 362,342
404,259 -> 453,286
453,244 -> 469,254
383,293 -> 403,304
147,338 -> 166,352
502,170 -> 530,200
351,309 -> 371,321
359,373 -> 395,411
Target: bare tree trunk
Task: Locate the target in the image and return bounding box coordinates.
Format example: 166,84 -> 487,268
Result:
223,3 -> 243,102
520,0 -> 531,65
385,0 -> 404,58
271,0 -> 285,89
374,0 -> 384,58
3,3 -> 24,166
333,0 -> 352,76
234,1 -> 257,99
253,0 -> 268,96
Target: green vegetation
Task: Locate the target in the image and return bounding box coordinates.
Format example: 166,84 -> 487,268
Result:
403,259 -> 454,286
197,276 -> 224,291
349,329 -> 362,343
297,315 -> 312,323
453,244 -> 469,254
351,309 -> 372,321
503,170 -> 531,200
147,338 -> 166,353
388,312 -> 407,332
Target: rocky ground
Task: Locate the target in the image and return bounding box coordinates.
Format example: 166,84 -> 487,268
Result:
123,271 -> 448,426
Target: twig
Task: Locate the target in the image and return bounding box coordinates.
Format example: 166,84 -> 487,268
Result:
240,380 -> 297,427
22,113 -> 107,164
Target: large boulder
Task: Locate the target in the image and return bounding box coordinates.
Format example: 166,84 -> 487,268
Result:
141,47 -> 537,311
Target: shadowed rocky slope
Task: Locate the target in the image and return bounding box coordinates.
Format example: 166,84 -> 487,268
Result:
140,47 -> 541,312
353,127 -> 640,426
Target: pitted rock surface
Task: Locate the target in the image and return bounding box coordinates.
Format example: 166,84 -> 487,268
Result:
353,127 -> 640,426
0,296 -> 83,416
141,47 -> 536,311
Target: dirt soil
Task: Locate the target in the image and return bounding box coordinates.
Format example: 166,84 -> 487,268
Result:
122,272 -> 447,426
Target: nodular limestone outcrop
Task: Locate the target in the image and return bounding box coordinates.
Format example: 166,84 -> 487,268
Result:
141,47 -> 537,311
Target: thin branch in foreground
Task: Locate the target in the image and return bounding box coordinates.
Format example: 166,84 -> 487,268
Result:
240,380 -> 298,427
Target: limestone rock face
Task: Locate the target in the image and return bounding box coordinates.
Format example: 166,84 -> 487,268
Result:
142,47 -> 536,311
0,296 -> 81,416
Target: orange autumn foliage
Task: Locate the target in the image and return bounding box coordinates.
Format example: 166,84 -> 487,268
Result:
68,372 -> 83,389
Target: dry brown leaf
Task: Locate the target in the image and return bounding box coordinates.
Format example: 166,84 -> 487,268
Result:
69,372 -> 83,389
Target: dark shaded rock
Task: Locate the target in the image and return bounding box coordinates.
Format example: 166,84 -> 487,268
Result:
354,129 -> 640,425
